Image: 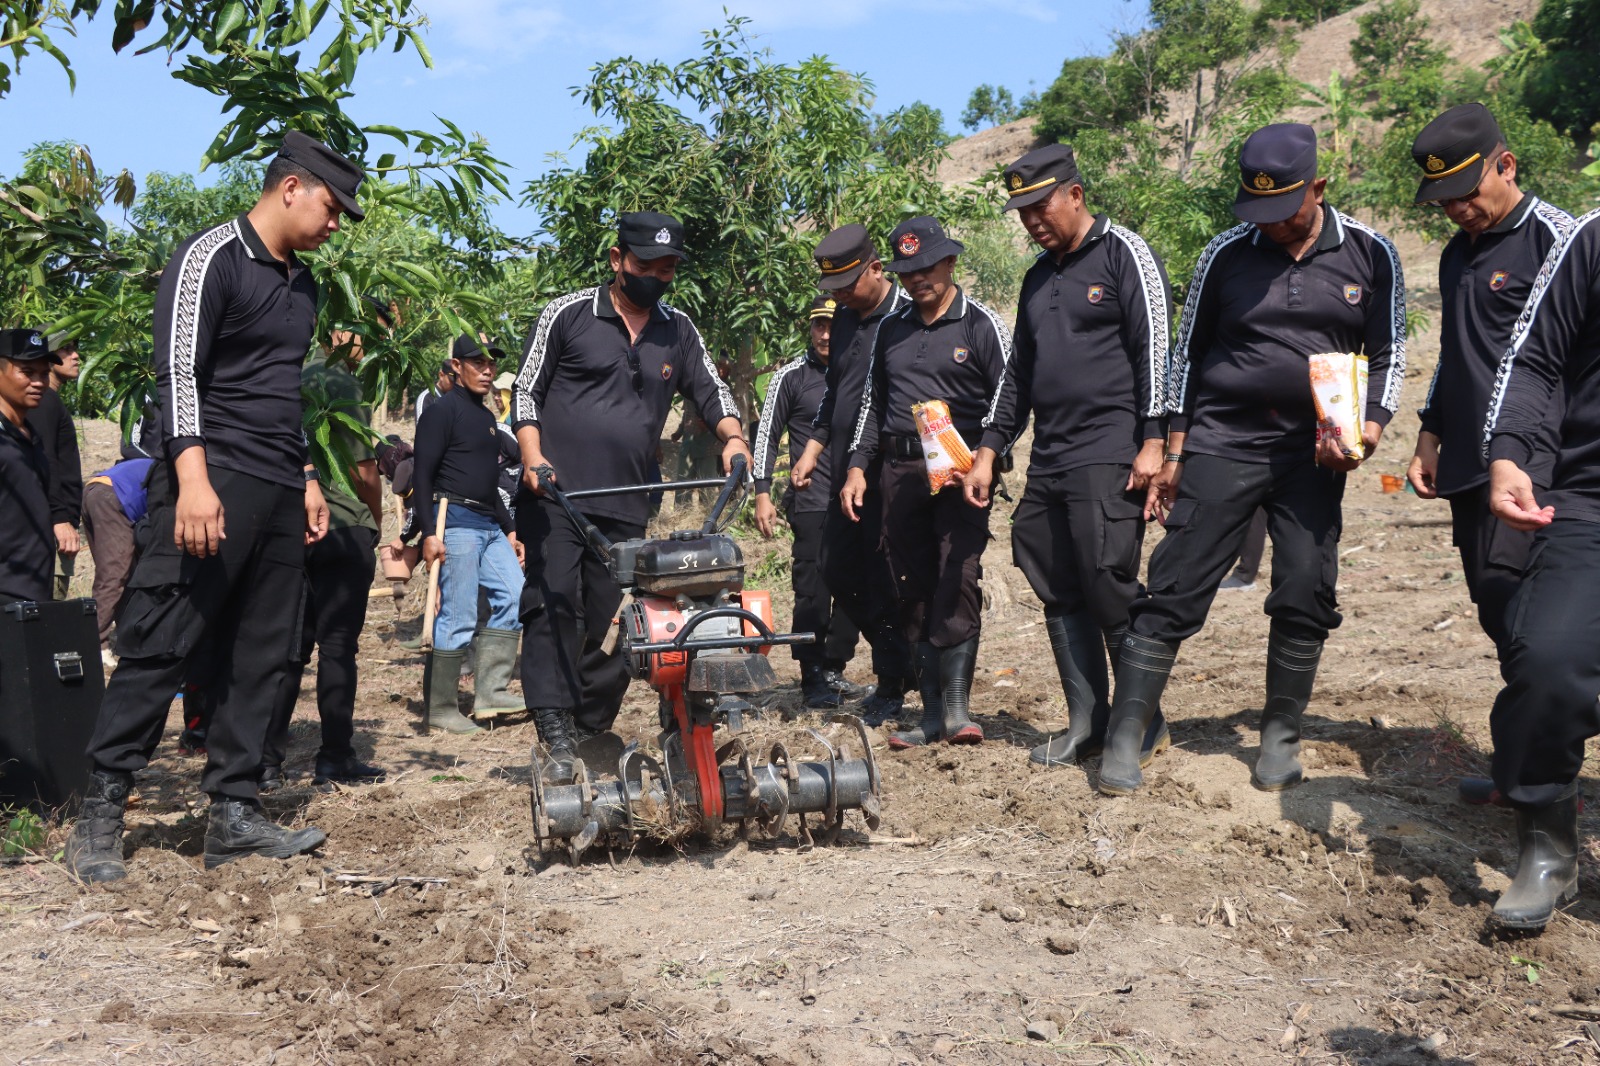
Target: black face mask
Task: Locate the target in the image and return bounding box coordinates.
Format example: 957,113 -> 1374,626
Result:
619,267 -> 669,309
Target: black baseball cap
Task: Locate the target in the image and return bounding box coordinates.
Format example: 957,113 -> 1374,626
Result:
1001,144 -> 1082,211
1412,104 -> 1503,204
617,211 -> 689,262
813,224 -> 878,290
809,295 -> 838,320
278,131 -> 365,221
0,328 -> 60,364
884,216 -> 964,274
449,335 -> 500,363
1233,123 -> 1319,225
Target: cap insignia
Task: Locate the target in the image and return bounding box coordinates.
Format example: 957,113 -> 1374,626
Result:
824,299 -> 836,311
1426,155 -> 1445,173
1008,172 -> 1023,190
29,332 -> 42,347
821,258 -> 834,270
1253,172 -> 1275,191
655,228 -> 672,244
897,233 -> 921,257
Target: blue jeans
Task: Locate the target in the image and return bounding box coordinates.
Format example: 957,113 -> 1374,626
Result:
434,506 -> 521,650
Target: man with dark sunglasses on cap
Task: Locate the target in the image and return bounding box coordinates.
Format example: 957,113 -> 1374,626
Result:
844,216 -> 1014,750
753,295 -> 867,709
974,144 -> 1175,771
789,224 -> 918,723
512,211 -> 748,782
0,329 -> 60,606
1404,104 -> 1574,812
65,131 -> 365,883
1096,122 -> 1405,798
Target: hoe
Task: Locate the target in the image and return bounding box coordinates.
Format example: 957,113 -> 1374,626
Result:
528,458 -> 882,863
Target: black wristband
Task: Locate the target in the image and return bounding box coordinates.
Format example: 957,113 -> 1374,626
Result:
304,468 -> 320,482
1164,453 -> 1186,465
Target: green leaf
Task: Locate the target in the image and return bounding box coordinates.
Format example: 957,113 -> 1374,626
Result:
214,1 -> 248,44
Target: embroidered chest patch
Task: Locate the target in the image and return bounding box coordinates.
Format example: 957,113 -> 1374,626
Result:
952,347 -> 970,364
660,362 -> 673,380
1344,284 -> 1362,304
1086,284 -> 1105,304
1490,270 -> 1509,291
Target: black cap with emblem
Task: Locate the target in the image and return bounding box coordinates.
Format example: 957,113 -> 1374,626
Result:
449,335 -> 502,363
809,294 -> 838,320
1411,103 -> 1503,204
883,216 -> 964,274
278,131 -> 366,221
1232,123 -> 1318,225
1001,143 -> 1082,211
0,328 -> 60,364
813,224 -> 877,290
618,210 -> 690,262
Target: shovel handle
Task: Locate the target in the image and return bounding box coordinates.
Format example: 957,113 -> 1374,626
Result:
420,498 -> 449,649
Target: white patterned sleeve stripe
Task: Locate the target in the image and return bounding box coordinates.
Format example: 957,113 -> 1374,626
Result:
1110,225 -> 1169,417
167,220 -> 239,437
1169,223 -> 1251,413
752,358 -> 800,481
674,307 -> 739,421
513,287 -> 593,427
1482,208 -> 1600,454
970,295 -> 1016,431
1338,212 -> 1407,413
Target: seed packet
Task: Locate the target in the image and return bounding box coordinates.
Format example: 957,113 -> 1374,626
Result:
912,399 -> 974,494
1309,352 -> 1369,460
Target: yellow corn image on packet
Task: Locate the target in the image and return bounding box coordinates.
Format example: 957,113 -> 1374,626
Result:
912,400 -> 974,494
1309,352 -> 1369,460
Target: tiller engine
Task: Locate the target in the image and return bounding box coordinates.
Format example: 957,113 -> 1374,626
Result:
529,459 -> 882,863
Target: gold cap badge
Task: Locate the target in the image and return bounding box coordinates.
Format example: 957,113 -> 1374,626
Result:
1426,155 -> 1445,172
1253,172 -> 1275,191
821,258 -> 834,270
1008,172 -> 1023,190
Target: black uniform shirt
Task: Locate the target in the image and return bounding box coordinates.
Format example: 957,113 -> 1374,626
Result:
850,288 -> 1013,469
1421,195 -> 1572,496
984,215 -> 1172,471
26,388 -> 83,525
412,386 -> 514,536
809,285 -> 910,492
752,350 -> 831,513
511,283 -> 740,526
1170,205 -> 1406,462
1486,208 -> 1600,523
0,413 -> 53,604
152,214 -> 316,489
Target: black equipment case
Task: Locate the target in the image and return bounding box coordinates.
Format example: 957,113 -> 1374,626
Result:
0,599 -> 103,811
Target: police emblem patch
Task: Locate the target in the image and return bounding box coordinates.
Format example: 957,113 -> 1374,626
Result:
654,228 -> 672,244
1086,284 -> 1105,304
661,363 -> 673,380
898,232 -> 921,257
1344,284 -> 1362,304
821,258 -> 834,270
1426,155 -> 1445,173
1490,270 -> 1509,291
1008,172 -> 1023,190
1253,172 -> 1275,191
953,347 -> 969,364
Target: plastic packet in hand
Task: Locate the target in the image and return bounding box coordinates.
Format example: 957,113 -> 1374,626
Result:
912,400 -> 974,494
1309,352 -> 1369,460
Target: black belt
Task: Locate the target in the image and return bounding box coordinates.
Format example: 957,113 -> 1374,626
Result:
435,492 -> 494,512
884,435 -> 923,460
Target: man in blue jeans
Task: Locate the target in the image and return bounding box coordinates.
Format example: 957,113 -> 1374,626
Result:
414,335 -> 524,733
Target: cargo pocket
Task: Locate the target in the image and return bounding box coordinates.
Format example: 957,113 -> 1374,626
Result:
1098,493 -> 1146,578
1146,498 -> 1197,594
112,548 -> 209,660
1485,517 -> 1534,575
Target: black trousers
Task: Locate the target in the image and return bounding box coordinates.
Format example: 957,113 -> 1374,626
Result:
263,525 -> 378,769
516,493 -> 643,733
789,509 -> 860,667
88,465 -> 306,801
1490,520 -> 1600,805
1448,485 -> 1533,652
878,457 -> 991,648
1130,454 -> 1344,644
819,474 -> 915,678
1011,464 -> 1146,628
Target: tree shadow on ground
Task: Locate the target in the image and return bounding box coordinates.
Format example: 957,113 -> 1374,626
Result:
1323,1026 -> 1476,1065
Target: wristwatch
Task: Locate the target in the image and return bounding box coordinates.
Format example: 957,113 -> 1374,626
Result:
304,468 -> 320,482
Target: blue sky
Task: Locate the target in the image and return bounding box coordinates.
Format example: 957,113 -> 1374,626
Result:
6,0 -> 1141,235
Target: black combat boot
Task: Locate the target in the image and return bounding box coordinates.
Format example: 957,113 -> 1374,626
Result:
1097,633 -> 1179,796
1493,786 -> 1581,931
823,667 -> 870,702
801,663 -> 846,709
313,754 -> 386,786
63,771 -> 132,884
257,765 -> 287,794
859,675 -> 911,727
1030,610 -> 1110,766
939,637 -> 983,744
203,799 -> 326,870
533,707 -> 581,785
1252,628 -> 1323,792
888,644 -> 943,749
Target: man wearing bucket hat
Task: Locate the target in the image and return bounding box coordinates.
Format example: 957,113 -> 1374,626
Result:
973,143 -> 1175,771
1096,122 -> 1406,797
66,131 -> 366,882
842,216 -> 1014,749
1404,104 -> 1574,811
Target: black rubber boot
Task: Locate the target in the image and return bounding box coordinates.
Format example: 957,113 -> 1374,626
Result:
203,799 -> 326,870
1103,626 -> 1171,767
63,771 -> 132,884
533,707 -> 580,785
1252,628 -> 1323,792
471,627 -> 524,717
889,644 -> 944,749
1097,633 -> 1178,796
424,648 -> 480,734
939,637 -> 983,744
1030,610 -> 1110,766
801,663 -> 847,709
313,755 -> 386,786
1493,786 -> 1581,931
859,675 -> 910,727
1459,776 -> 1508,806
